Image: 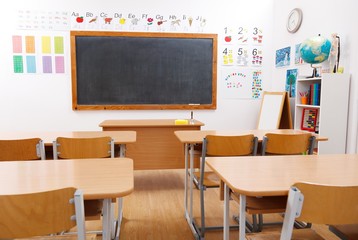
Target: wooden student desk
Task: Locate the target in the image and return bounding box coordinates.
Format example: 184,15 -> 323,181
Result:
174,129 -> 327,239
100,119 -> 204,170
206,154 -> 358,240
0,131 -> 136,158
0,158 -> 134,240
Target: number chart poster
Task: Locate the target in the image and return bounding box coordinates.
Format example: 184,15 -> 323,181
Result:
220,26 -> 264,99
12,34 -> 67,74
221,26 -> 264,67
222,68 -> 263,99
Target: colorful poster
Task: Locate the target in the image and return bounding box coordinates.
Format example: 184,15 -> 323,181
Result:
11,34 -> 67,74
221,46 -> 234,66
252,70 -> 263,98
251,27 -> 263,45
275,46 -> 291,67
236,46 -> 249,66
250,46 -> 263,67
222,68 -> 263,99
237,26 -> 249,44
286,69 -> 298,98
222,27 -> 235,44
70,11 -> 207,33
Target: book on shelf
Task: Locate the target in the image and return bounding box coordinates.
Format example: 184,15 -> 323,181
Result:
309,83 -> 321,105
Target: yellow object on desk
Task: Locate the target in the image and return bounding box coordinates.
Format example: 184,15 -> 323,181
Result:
175,119 -> 189,125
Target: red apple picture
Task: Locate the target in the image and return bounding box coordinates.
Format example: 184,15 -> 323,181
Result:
76,16 -> 84,23
224,36 -> 232,42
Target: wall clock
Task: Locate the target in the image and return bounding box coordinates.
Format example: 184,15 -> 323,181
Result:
287,8 -> 303,33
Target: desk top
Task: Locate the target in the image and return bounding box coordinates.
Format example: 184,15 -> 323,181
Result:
0,158 -> 134,200
0,131 -> 136,146
100,119 -> 204,128
174,129 -> 327,143
206,154 -> 358,197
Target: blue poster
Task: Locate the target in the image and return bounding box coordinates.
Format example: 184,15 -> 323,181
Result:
286,68 -> 298,97
275,46 -> 291,67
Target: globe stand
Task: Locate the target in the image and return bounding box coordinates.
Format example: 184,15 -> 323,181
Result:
307,64 -> 321,78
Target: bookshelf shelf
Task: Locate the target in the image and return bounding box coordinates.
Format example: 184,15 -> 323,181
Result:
296,104 -> 320,109
294,73 -> 350,154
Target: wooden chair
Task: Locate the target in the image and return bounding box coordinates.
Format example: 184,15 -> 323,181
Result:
52,136 -> 117,236
194,134 -> 258,239
0,187 -> 89,240
329,224 -> 358,240
0,138 -> 45,160
232,132 -> 316,232
246,182 -> 358,240
53,136 -> 114,159
261,133 -> 316,156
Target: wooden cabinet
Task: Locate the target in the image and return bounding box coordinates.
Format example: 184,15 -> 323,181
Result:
294,73 -> 350,154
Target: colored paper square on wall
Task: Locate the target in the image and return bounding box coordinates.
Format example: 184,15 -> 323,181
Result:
54,36 -> 64,54
13,55 -> 24,73
12,35 -> 22,53
26,56 -> 36,73
42,56 -> 52,73
25,36 -> 36,53
55,56 -> 65,73
41,36 -> 51,54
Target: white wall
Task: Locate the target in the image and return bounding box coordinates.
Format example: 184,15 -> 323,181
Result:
272,0 -> 358,153
1,0 -> 357,153
0,0 -> 274,132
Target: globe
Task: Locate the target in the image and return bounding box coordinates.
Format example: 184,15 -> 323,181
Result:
299,35 -> 332,64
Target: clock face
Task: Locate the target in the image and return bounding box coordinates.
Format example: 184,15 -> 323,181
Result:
287,8 -> 303,33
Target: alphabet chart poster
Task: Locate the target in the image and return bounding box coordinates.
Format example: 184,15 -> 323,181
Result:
12,34 -> 67,74
222,68 -> 263,99
70,11 -> 207,33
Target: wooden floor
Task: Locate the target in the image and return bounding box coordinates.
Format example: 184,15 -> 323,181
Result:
84,169 -> 342,240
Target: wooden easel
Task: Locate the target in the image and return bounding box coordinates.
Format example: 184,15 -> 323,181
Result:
257,91 -> 293,129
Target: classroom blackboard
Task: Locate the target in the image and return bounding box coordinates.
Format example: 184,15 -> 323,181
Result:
70,31 -> 217,110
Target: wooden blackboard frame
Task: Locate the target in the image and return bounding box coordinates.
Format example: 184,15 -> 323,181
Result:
70,31 -> 217,110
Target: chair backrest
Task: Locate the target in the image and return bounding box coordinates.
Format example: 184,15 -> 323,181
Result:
280,182 -> 358,240
204,134 -> 258,157
53,136 -> 114,159
200,134 -> 258,187
0,187 -> 85,239
0,138 -> 45,161
261,133 -> 315,155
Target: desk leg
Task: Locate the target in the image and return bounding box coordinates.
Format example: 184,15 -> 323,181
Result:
223,183 -> 230,240
119,144 -> 126,157
102,199 -> 112,240
114,197 -> 123,240
239,194 -> 246,240
189,143 -> 194,223
184,143 -> 188,220
184,143 -> 199,238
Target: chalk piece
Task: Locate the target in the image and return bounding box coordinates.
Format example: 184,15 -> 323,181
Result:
175,119 -> 189,125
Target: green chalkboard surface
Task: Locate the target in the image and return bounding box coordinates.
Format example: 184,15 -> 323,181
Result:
70,31 -> 217,110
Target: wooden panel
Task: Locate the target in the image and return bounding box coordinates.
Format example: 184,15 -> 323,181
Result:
101,119 -> 203,169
